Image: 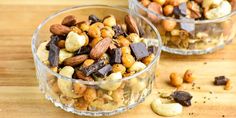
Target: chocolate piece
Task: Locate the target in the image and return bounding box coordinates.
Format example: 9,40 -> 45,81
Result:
46,35 -> 60,50
148,46 -> 157,54
171,91 -> 192,106
179,2 -> 188,16
89,15 -> 101,24
130,43 -> 149,60
110,48 -> 122,64
112,25 -> 127,38
173,6 -> 181,17
81,60 -> 105,76
214,76 -> 228,85
76,46 -> 91,55
48,44 -> 59,67
180,17 -> 195,35
96,64 -> 112,77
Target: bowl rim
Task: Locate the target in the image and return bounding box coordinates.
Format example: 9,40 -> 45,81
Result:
131,0 -> 236,24
31,5 -> 162,85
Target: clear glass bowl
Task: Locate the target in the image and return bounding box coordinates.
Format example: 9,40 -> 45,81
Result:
129,0 -> 236,55
31,5 -> 162,116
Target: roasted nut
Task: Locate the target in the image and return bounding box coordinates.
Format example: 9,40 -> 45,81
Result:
205,1 -> 232,19
142,54 -> 155,65
59,49 -> 73,64
153,0 -> 166,5
224,79 -> 232,90
62,15 -> 77,27
130,78 -> 147,92
57,40 -> 65,49
214,76 -> 228,85
90,37 -> 102,48
65,31 -> 86,52
57,66 -> 81,98
77,21 -> 90,32
112,88 -> 124,104
128,61 -> 146,72
36,42 -> 49,65
59,95 -> 75,106
81,32 -> 89,46
63,55 -> 88,66
126,33 -> 142,43
170,72 -> 183,87
103,15 -> 116,27
203,0 -> 223,8
74,98 -> 89,110
50,24 -> 71,36
90,38 -> 112,59
99,72 -> 122,91
147,2 -> 163,23
141,0 -> 151,7
122,53 -> 135,68
164,5 -> 174,16
88,24 -> 102,38
112,64 -> 126,74
151,99 -> 183,117
183,69 -> 195,83
75,70 -> 94,81
125,15 -> 139,35
121,46 -> 131,55
162,19 -> 176,31
83,87 -> 97,103
82,59 -> 95,68
73,82 -> 87,96
117,36 -> 131,47
101,26 -> 115,38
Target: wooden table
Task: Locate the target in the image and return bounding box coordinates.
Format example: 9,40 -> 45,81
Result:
0,0 -> 235,118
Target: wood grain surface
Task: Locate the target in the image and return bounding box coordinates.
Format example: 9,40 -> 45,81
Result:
0,0 -> 235,118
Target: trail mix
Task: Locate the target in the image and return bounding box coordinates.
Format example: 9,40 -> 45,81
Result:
36,14 -> 158,111
139,0 -> 236,50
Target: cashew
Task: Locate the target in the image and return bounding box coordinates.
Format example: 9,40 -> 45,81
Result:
151,99 -> 183,117
99,72 -> 122,91
59,49 -> 73,64
57,66 -> 81,98
65,31 -> 86,52
128,61 -> 146,72
36,41 -> 49,65
205,1 -> 232,19
59,94 -> 75,106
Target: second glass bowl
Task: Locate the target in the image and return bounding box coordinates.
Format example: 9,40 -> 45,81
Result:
129,0 -> 236,55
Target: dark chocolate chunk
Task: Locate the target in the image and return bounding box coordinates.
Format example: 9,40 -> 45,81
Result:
96,64 -> 112,77
180,17 -> 195,35
81,60 -> 105,76
173,6 -> 181,17
110,48 -> 122,64
130,43 -> 149,60
112,25 -> 127,39
76,46 -> 91,55
148,45 -> 157,54
48,44 -> 59,67
171,91 -> 192,107
179,2 -> 188,16
214,76 -> 228,85
46,35 -> 60,50
89,15 -> 101,24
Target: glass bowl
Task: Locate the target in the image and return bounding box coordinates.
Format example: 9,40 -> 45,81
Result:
31,5 -> 162,116
129,0 -> 236,55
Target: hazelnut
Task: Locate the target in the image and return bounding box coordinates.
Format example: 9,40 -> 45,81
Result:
122,54 -> 135,68
83,87 -> 97,103
153,0 -> 166,6
121,46 -> 131,55
183,70 -> 195,83
57,40 -> 65,49
163,5 -> 174,16
142,54 -> 155,65
170,72 -> 183,87
112,64 -> 126,74
141,0 -> 151,7
103,15 -> 116,27
118,37 -> 131,47
82,59 -> 95,68
224,79 -> 232,90
162,19 -> 176,31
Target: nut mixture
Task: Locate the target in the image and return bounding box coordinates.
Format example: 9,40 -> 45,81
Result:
37,14 -> 158,111
139,0 -> 236,50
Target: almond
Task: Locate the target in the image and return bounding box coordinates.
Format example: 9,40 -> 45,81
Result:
75,70 -> 94,81
50,24 -> 71,36
147,2 -> 163,23
63,54 -> 88,66
125,15 -> 139,35
90,38 -> 112,59
62,15 -> 77,27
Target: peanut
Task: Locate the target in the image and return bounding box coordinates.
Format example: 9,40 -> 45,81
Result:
170,72 -> 183,87
183,70 -> 195,83
122,53 -> 135,68
162,19 -> 176,31
112,64 -> 126,74
121,46 -> 131,55
103,15 -> 116,27
142,54 -> 155,65
224,79 -> 232,90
